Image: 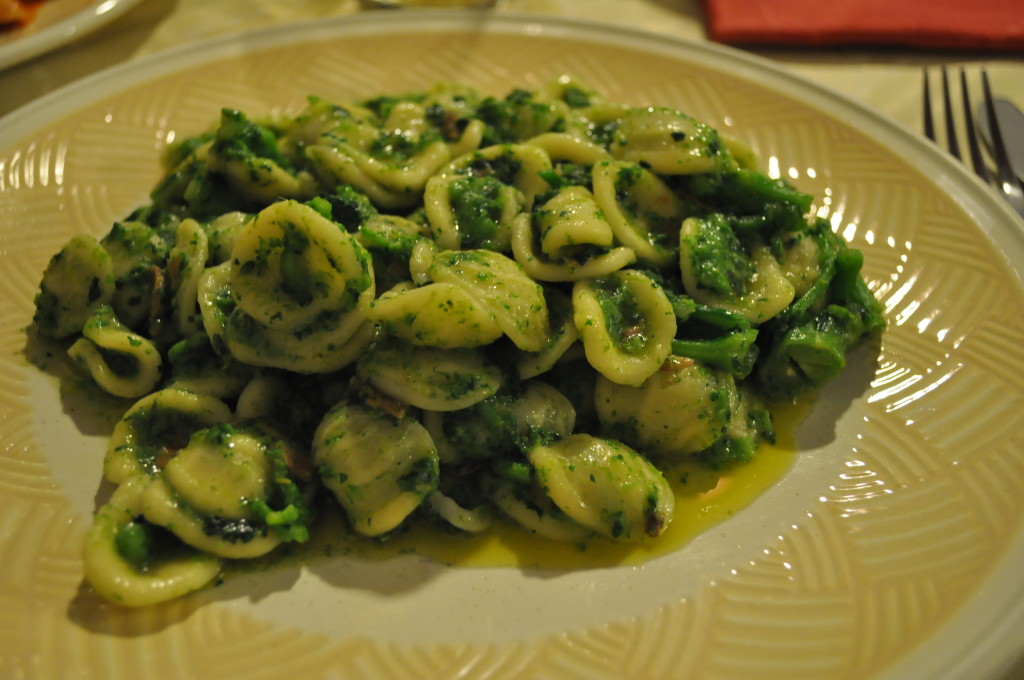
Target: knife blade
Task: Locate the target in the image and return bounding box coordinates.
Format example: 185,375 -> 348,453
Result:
977,97 -> 1024,184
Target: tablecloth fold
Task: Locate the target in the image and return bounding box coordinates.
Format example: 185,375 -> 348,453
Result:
704,0 -> 1024,51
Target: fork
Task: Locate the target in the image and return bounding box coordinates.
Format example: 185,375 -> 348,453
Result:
923,66 -> 1024,218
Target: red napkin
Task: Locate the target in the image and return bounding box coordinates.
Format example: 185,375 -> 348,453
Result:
703,0 -> 1024,51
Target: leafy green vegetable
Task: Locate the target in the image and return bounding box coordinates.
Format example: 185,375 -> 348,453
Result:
449,175 -> 505,249
755,219 -> 885,400
684,213 -> 753,297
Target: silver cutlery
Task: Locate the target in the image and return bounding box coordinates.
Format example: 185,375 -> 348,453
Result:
977,96 -> 1024,185
923,66 -> 1024,218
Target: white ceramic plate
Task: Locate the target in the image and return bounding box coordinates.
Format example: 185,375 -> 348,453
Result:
1,12 -> 1023,680
0,0 -> 142,71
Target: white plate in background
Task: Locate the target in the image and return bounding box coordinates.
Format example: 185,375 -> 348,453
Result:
0,0 -> 143,70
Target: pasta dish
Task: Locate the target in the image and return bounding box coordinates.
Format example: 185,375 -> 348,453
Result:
30,77 -> 885,606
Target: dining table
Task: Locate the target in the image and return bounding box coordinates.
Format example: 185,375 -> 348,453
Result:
1,1 -> 1022,679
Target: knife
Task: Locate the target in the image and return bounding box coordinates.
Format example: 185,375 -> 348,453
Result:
978,97 -> 1024,184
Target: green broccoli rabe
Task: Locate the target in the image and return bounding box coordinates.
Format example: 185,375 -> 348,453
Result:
561,85 -> 592,108
249,502 -> 308,542
832,247 -> 886,334
425,103 -> 472,142
166,334 -> 250,384
115,518 -> 192,571
687,304 -> 752,333
755,220 -> 885,401
728,202 -> 808,237
151,160 -> 250,219
115,520 -> 156,570
671,329 -> 759,379
636,269 -> 696,324
313,185 -> 378,232
698,435 -> 758,470
449,175 -> 505,249
475,89 -> 566,145
369,129 -> 441,165
123,205 -> 183,244
689,167 -> 813,214
589,274 -> 650,356
305,196 -> 333,220
490,458 -> 533,485
161,133 -> 213,172
686,213 -> 754,298
537,163 -> 594,197
396,457 -> 441,496
463,150 -> 523,188
637,278 -> 759,377
587,120 -> 620,149
756,305 -> 865,400
685,168 -> 813,235
668,293 -> 698,324
442,394 -> 522,460
213,108 -> 292,170
696,395 -> 774,470
358,221 -> 422,262
246,439 -> 316,544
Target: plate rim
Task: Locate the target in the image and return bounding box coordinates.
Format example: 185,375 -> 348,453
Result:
2,10 -> 1023,679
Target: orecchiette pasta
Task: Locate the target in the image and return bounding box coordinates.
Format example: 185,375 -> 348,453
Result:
140,421 -> 315,558
491,480 -> 594,542
313,402 -> 439,537
82,476 -> 222,607
526,132 -> 612,165
32,77 -> 883,606
68,304 -> 163,398
440,143 -> 553,207
166,218 -> 210,337
595,357 -> 735,459
511,211 -> 637,282
357,341 -> 504,411
526,434 -> 674,540
427,249 -> 551,352
367,281 -> 503,348
208,109 -> 318,205
572,270 -> 676,386
534,185 -> 615,260
516,287 -> 580,380
610,106 -> 725,175
103,388 -> 233,484
34,233 -> 114,339
230,200 -> 374,333
100,220 -> 168,330
591,161 -> 685,267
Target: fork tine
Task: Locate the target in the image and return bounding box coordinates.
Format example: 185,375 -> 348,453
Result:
981,69 -> 1022,193
959,69 -> 991,183
923,69 -> 936,142
940,66 -> 961,160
